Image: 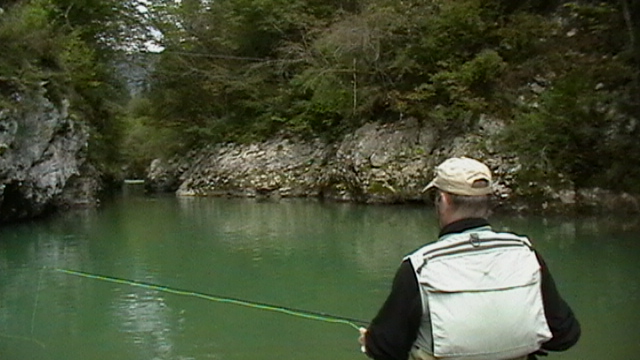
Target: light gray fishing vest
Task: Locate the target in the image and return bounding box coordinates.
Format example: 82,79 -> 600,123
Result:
405,226 -> 552,360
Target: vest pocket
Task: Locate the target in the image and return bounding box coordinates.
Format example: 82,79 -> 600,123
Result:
420,247 -> 552,359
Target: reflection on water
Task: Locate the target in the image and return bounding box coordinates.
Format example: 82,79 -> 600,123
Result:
0,194 -> 638,359
176,197 -> 436,278
115,289 -> 174,358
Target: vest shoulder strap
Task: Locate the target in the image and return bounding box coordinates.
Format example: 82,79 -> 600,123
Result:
405,229 -> 533,274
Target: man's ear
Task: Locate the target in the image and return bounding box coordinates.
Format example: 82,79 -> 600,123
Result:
439,191 -> 451,206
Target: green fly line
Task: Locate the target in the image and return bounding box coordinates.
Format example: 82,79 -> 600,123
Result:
55,268 -> 367,331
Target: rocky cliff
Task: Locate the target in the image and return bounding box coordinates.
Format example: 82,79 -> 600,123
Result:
147,116 -> 640,214
0,85 -> 100,223
145,117 -> 517,204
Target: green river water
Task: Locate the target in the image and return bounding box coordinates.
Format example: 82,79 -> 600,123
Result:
0,188 -> 639,360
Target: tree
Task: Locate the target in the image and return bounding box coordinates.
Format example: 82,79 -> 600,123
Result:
621,0 -> 640,65
139,0 -> 356,144
123,0 -> 640,195
0,0 -> 153,177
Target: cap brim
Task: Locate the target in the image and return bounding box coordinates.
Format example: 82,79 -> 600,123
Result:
421,180 -> 437,193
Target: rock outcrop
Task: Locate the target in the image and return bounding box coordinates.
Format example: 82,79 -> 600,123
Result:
173,138 -> 330,198
0,85 -> 99,223
147,117 -> 518,204
146,116 -> 640,214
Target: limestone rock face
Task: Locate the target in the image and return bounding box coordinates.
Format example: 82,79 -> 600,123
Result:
144,116 -> 640,213
172,138 -> 330,198
321,118 -> 437,203
0,88 -> 96,223
149,118 -> 469,204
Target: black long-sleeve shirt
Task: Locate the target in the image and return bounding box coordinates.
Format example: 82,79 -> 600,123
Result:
364,218 -> 581,360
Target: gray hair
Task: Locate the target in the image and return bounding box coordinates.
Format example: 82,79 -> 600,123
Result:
448,193 -> 492,218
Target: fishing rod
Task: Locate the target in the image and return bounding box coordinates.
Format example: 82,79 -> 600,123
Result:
54,268 -> 368,331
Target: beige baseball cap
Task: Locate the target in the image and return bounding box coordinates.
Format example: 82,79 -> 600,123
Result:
423,157 -> 493,196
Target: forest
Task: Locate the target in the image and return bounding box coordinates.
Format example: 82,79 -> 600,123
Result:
1,0 -> 640,193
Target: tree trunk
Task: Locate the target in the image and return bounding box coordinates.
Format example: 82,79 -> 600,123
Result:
621,0 -> 640,65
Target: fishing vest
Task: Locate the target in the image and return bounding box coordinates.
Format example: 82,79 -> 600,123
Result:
405,226 -> 552,360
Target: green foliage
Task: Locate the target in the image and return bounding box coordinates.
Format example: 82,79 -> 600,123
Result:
496,0 -> 640,194
59,31 -> 97,83
563,1 -> 619,32
0,0 -> 135,181
503,71 -> 629,190
119,97 -> 184,177
5,0 -> 636,194
141,0 -> 355,144
289,68 -> 353,133
427,49 -> 505,116
445,49 -> 506,89
135,0 -> 640,182
496,12 -> 555,62
422,0 -> 497,60
561,2 -> 627,54
0,0 -> 58,82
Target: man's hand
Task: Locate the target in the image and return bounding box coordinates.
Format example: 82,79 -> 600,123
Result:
358,327 -> 368,354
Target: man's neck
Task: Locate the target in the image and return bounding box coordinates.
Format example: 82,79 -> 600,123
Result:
438,218 -> 490,237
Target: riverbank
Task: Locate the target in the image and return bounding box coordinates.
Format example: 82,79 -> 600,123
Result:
144,117 -> 640,215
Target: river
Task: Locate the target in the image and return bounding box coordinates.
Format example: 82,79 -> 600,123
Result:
0,188 -> 638,359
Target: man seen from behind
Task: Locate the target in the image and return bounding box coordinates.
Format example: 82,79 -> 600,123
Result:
358,157 -> 581,360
